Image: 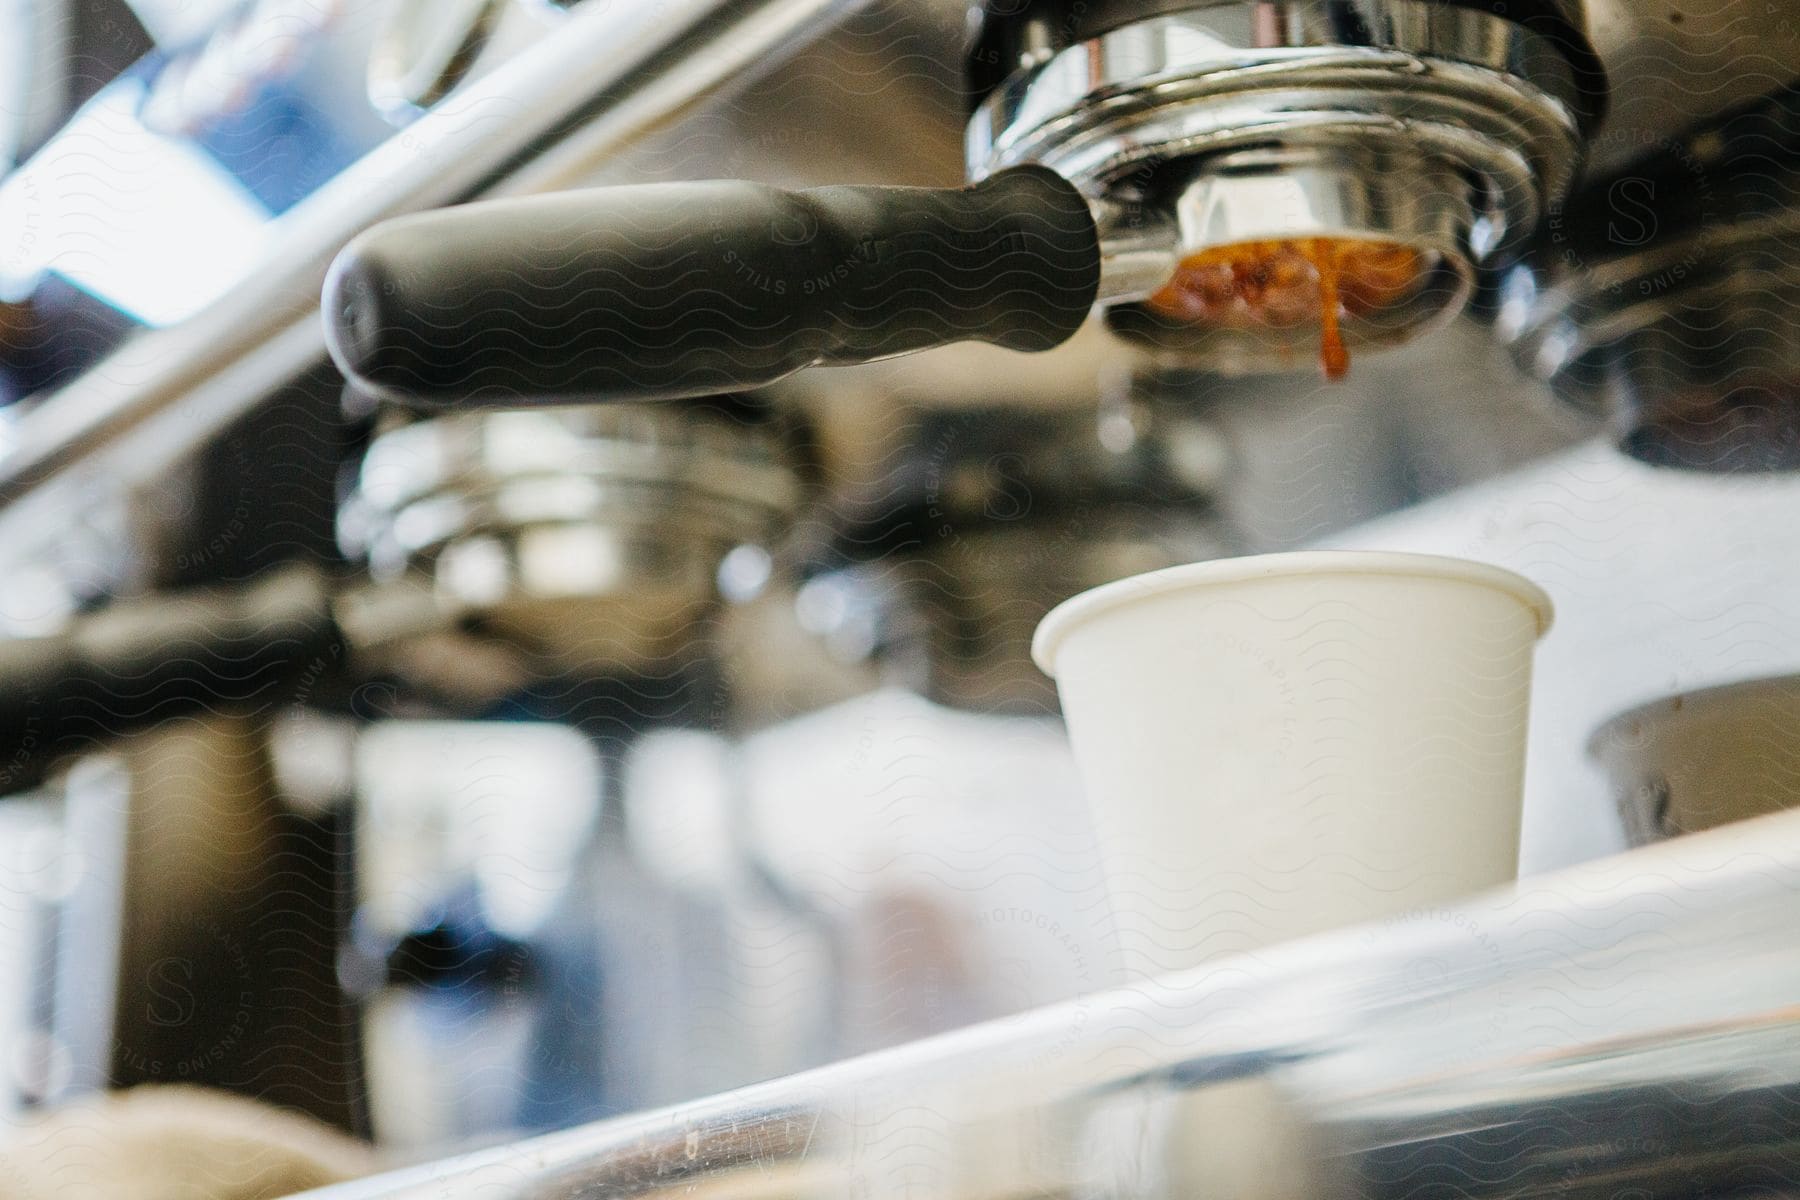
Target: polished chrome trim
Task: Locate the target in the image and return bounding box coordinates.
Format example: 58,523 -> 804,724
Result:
0,0 -> 857,540
292,807 -> 1800,1200
970,2 -> 1583,196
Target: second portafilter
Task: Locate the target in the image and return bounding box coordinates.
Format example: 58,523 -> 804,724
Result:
1499,83 -> 1800,471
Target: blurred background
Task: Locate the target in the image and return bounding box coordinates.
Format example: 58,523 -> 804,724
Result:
0,0 -> 1796,1164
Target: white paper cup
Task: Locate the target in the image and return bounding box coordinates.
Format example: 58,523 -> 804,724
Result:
1033,551 -> 1551,975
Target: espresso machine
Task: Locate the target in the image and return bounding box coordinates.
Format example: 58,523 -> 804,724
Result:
1,0 -> 1799,1194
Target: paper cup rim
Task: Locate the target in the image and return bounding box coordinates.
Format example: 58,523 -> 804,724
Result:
1032,551 -> 1554,678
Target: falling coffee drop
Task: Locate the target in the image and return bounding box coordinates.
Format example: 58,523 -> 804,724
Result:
1145,238 -> 1427,380
1309,238 -> 1349,381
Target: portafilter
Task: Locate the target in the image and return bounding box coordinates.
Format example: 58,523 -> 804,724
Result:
321,1 -> 1604,401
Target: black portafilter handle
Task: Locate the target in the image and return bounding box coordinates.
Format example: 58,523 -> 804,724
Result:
322,166 -> 1101,406
0,565 -> 346,795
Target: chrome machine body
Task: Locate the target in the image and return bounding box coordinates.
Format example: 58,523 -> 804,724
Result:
307,807 -> 1800,1200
